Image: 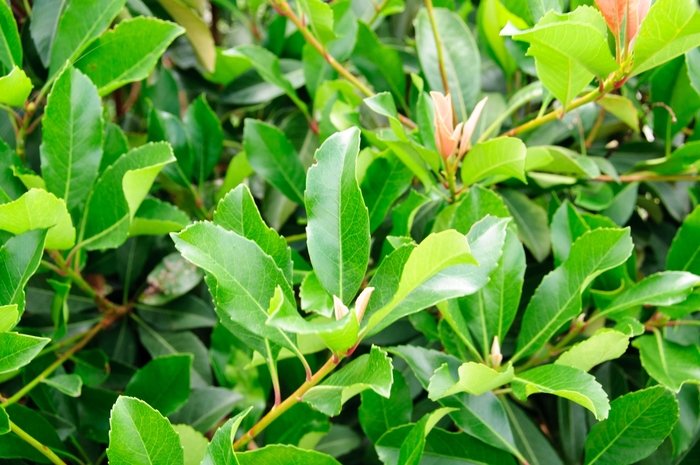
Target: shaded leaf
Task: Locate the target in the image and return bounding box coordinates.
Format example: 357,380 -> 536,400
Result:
633,334 -> 700,392
124,354 -> 192,416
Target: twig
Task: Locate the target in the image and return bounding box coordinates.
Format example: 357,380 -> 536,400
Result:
425,0 -> 450,98
9,421 -> 67,465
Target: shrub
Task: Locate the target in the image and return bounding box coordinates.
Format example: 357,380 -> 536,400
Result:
1,0 -> 700,464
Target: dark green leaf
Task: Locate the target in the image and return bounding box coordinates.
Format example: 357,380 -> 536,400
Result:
168,387 -> 242,433
361,152 -> 413,234
185,95 -> 223,186
633,334 -> 700,392
0,230 -> 48,313
359,370 -> 412,443
124,354 -> 192,415
202,407 -> 252,465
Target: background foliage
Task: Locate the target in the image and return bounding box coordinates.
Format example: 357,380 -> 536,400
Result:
1,0 -> 700,464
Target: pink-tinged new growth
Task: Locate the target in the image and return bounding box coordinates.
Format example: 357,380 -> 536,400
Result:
490,336 -> 503,368
595,0 -> 651,56
430,92 -> 489,160
333,295 -> 349,320
353,287 -> 374,324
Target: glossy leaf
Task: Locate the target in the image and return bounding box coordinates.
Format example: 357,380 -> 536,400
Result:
0,230 -> 47,314
243,119 -> 306,205
29,0 -> 66,67
173,424 -> 208,465
306,127 -> 370,304
503,399 -> 565,465
185,95 -> 223,186
429,362 -> 514,399
667,205 -> 700,274
107,396 -> 185,465
130,198 -> 190,237
0,304 -> 18,332
556,329 -> 630,372
202,407 -> 252,465
584,386 -> 679,465
513,364 -> 610,420
0,67 -> 32,107
169,387 -> 242,433
361,152 -> 413,233
633,334 -> 700,392
0,332 -> 50,374
42,373 -> 83,397
156,0 -> 215,72
500,189 -> 551,262
461,137 -> 527,186
124,354 -> 192,416
75,17 -> 184,96
359,370 -> 412,443
40,66 -> 103,214
0,0 -> 21,70
514,228 -> 633,360
237,445 -> 341,465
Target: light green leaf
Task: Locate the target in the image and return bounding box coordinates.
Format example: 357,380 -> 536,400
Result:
298,0 -> 335,43
551,200 -> 590,265
532,146 -> 601,178
505,6 -> 618,108
0,231 -> 47,316
185,95 -> 223,186
243,119 -> 306,205
513,364 -> 610,420
478,0 -> 529,78
598,95 -> 640,132
0,0 -> 21,70
237,445 -> 341,465
500,189 -> 551,262
11,165 -> 45,191
361,152 -> 413,234
396,408 -> 457,465
632,0 -> 700,76
363,229 -> 477,336
129,198 -> 190,236
303,346 -> 392,416
48,0 -> 126,77
598,271 -> 700,320
40,66 -> 103,214
0,305 -> 18,332
107,396 -> 185,465
216,152 -> 253,202
75,17 -> 184,96
359,370 -> 412,443
202,407 -> 252,465
514,228 -> 633,361
584,386 -> 680,465
0,189 -> 75,250
156,0 -> 215,72
29,0 -> 67,68
525,0 -> 561,23
214,185 -> 293,285
667,205 -> 700,274
0,67 -> 32,107
173,424 -> 208,465
415,8 -> 481,120
306,127 -> 370,304
42,373 -> 83,397
633,333 -> 700,392
429,362 -> 514,399
300,272 -> 334,318
556,329 -> 630,372
124,354 -> 191,416
80,142 -> 175,250
461,137 -> 527,186
0,332 -> 50,374
172,222 -> 297,352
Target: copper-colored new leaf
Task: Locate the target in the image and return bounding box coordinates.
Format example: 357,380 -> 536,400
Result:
595,0 -> 651,50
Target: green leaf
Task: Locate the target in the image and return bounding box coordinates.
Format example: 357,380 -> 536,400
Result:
505,6 -> 618,108
584,386 -> 680,465
415,8 -> 481,121
80,142 -> 175,250
0,406 -> 8,435
0,0 -> 21,70
395,408 -> 457,465
101,122 -> 130,174
364,229 -> 477,336
359,370 -> 412,443
108,396 -> 185,465
130,198 -> 190,236
0,305 -> 18,332
233,45 -> 310,117
73,349 -> 110,386
598,271 -> 700,320
298,0 -> 335,43
214,184 -> 293,284
513,364 -> 610,420
632,0 -> 700,76
42,373 -> 83,397
500,189 -> 551,262
478,0 -> 529,78
237,445 -> 341,465
306,127 -> 370,304
598,95 -> 640,132
138,252 -> 203,306
135,295 -> 216,332
0,332 -> 50,374
173,424 -> 208,465
502,399 -> 565,465
243,119 -> 306,205
300,272 -> 334,318
429,362 -> 514,399
75,17 -> 184,96
29,0 -> 67,68
0,230 -> 47,314
185,95 -> 223,186
11,165 -> 45,191
267,402 -> 331,449
556,329 -> 630,372
48,0 -> 126,77
461,137 -> 527,186
667,205 -> 700,274
169,387 -> 242,433
147,108 -> 193,186
216,152 -> 253,202
651,57 -> 700,142
202,407 -> 252,465
551,199 -> 590,265
0,140 -> 25,202
0,189 -> 75,250
172,221 -> 297,353
632,333 -> 700,392
514,228 -> 633,361
0,67 -> 32,107
533,146 -> 601,178
361,152 -> 413,233
156,0 -> 215,72
40,66 -> 103,214
303,346 -> 393,416
0,404 -> 67,461
390,190 -> 431,237
124,354 -> 192,416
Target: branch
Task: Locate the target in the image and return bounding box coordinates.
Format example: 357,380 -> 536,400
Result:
9,421 -> 67,465
595,174 -> 700,183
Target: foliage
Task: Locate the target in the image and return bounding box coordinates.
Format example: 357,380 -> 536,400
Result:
1,0 -> 700,464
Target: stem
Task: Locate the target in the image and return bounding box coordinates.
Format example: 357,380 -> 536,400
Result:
48,251 -> 120,312
233,356 -> 339,450
1,323 -> 103,408
367,0 -> 390,25
667,320 -> 700,326
595,174 -> 700,183
9,421 -> 67,465
36,329 -> 91,357
285,232 -> 307,243
585,108 -> 606,148
425,0 -> 451,98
